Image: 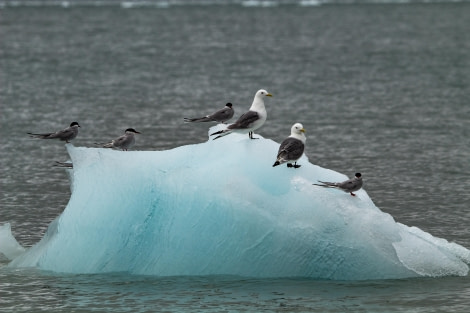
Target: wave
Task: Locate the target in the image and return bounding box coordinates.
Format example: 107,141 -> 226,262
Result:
1,0 -> 468,9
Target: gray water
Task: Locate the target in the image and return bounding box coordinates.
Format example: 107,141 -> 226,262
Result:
1,2 -> 469,312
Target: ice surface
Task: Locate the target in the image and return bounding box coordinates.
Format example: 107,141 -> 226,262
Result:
4,127 -> 470,279
0,223 -> 26,260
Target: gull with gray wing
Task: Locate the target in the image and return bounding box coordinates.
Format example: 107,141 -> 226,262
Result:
210,89 -> 272,140
273,123 -> 306,168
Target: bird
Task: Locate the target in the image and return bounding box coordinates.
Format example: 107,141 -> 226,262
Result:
184,103 -> 234,124
98,128 -> 141,151
313,173 -> 363,196
210,89 -> 272,140
273,123 -> 306,168
27,122 -> 80,143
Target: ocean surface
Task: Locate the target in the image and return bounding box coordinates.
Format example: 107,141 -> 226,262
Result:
1,1 -> 469,312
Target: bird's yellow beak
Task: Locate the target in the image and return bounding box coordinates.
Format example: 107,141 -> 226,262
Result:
266,93 -> 273,97
301,128 -> 306,133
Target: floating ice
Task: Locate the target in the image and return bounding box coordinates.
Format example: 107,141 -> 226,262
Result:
0,223 -> 25,260
2,127 -> 469,280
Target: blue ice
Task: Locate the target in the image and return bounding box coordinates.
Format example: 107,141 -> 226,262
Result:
2,127 -> 469,280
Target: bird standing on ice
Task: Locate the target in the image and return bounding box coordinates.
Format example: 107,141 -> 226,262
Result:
184,103 -> 234,124
273,123 -> 306,168
99,128 -> 141,151
27,122 -> 80,143
313,173 -> 363,196
210,89 -> 272,140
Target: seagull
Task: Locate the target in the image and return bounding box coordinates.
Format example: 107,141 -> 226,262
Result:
27,122 -> 80,143
313,173 -> 363,196
98,128 -> 141,151
184,103 -> 234,124
273,123 -> 306,168
210,89 -> 272,140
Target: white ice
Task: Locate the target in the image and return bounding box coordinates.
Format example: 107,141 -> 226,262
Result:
0,223 -> 25,260
1,127 -> 469,280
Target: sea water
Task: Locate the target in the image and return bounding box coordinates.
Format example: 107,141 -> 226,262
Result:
1,1 -> 469,312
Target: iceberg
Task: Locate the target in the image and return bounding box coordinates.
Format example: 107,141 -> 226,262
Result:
0,223 -> 25,260
2,127 -> 469,280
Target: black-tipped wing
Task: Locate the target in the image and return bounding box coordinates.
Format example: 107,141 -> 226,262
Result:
228,110 -> 259,130
277,138 -> 304,162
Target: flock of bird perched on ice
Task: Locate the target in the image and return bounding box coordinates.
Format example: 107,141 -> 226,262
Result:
27,89 -> 363,196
